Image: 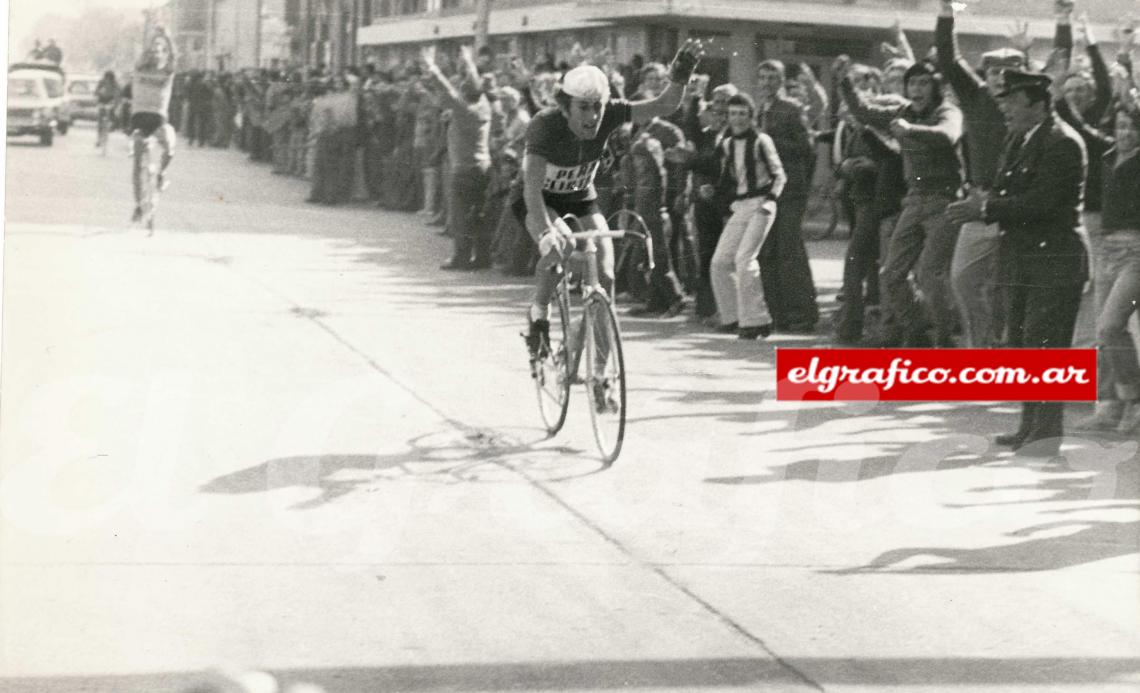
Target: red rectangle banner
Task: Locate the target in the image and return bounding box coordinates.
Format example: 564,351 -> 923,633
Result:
775,349 -> 1097,402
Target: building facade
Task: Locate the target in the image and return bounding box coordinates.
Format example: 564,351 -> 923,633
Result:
356,0 -> 1129,97
161,0 -> 298,71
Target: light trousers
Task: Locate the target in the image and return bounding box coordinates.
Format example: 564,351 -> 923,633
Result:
711,196 -> 776,327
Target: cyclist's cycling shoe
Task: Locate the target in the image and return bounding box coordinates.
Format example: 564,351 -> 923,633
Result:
157,173 -> 170,192
591,379 -> 619,414
131,206 -> 143,223
523,318 -> 550,361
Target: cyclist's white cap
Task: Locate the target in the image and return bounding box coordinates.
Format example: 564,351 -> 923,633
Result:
559,65 -> 611,103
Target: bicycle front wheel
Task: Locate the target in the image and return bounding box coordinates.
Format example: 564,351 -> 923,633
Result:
584,294 -> 627,464
534,283 -> 572,435
139,143 -> 158,234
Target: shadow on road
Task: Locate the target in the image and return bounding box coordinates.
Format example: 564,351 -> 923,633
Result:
4,655 -> 1139,692
827,439 -> 1139,574
199,430 -> 611,509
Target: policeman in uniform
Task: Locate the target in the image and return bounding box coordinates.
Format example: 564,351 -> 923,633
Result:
947,69 -> 1088,457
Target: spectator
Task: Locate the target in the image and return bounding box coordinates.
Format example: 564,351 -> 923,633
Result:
625,122 -> 686,317
839,58 -> 965,348
946,69 -> 1088,457
756,59 -> 819,333
43,39 -> 63,65
688,81 -> 736,321
1063,103 -> 1140,434
422,45 -> 494,270
935,0 -> 1026,348
703,92 -> 787,340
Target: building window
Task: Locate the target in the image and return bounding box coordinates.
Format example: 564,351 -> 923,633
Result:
373,0 -> 392,17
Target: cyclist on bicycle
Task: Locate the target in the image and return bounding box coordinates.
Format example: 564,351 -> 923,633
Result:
519,39 -> 704,356
129,27 -> 177,222
95,71 -> 120,147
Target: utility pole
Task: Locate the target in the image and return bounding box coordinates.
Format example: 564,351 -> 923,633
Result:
473,0 -> 492,53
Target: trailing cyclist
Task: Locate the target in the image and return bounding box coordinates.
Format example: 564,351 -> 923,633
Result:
129,27 -> 177,223
519,39 -> 704,359
95,71 -> 120,148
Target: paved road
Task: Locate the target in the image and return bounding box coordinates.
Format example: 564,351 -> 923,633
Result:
1,124 -> 1138,692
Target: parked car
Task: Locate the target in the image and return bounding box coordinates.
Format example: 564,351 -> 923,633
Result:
66,73 -> 102,121
6,62 -> 67,145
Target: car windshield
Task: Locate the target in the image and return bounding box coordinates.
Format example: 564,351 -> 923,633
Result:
68,81 -> 95,95
8,78 -> 40,98
44,79 -> 63,98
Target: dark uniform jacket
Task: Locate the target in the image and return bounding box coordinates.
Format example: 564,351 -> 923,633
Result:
759,96 -> 814,198
984,115 -> 1088,288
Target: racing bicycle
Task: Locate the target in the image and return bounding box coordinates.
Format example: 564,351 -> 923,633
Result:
529,214 -> 653,464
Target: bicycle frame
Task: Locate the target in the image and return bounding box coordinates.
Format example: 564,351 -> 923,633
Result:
555,216 -> 655,381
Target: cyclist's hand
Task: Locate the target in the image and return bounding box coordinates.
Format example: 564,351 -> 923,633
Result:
669,39 -> 704,84
538,229 -> 571,258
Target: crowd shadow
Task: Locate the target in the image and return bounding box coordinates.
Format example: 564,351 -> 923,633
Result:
828,438 -> 1139,574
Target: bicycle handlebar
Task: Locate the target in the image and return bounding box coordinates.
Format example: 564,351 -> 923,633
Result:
556,215 -> 655,271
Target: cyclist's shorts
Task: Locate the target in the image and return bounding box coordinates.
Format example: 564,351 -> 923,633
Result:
130,112 -> 166,138
512,195 -> 601,230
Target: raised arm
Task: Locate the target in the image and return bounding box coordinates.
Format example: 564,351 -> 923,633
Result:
1079,15 -> 1113,126
1055,92 -> 1113,150
835,57 -> 901,131
630,39 -> 703,125
420,45 -> 464,108
896,104 -> 963,146
884,18 -> 916,64
1052,0 -> 1075,74
935,0 -> 985,99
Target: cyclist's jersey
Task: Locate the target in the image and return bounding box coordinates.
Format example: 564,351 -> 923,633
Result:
96,82 -> 118,106
132,68 -> 174,118
525,100 -> 632,203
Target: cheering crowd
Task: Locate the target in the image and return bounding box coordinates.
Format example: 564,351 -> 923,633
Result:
111,0 -> 1139,443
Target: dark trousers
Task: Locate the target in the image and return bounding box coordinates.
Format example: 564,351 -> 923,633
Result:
759,194 -> 819,329
879,193 -> 960,346
187,105 -> 211,146
834,201 -> 882,340
448,165 -> 491,266
694,199 -> 726,318
1006,281 -> 1083,449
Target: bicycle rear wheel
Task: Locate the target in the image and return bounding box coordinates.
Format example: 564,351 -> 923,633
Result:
584,294 -> 627,464
534,282 -> 572,435
607,209 -> 651,303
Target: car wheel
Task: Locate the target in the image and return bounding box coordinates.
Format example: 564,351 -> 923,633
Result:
40,129 -> 54,146
57,121 -> 70,135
